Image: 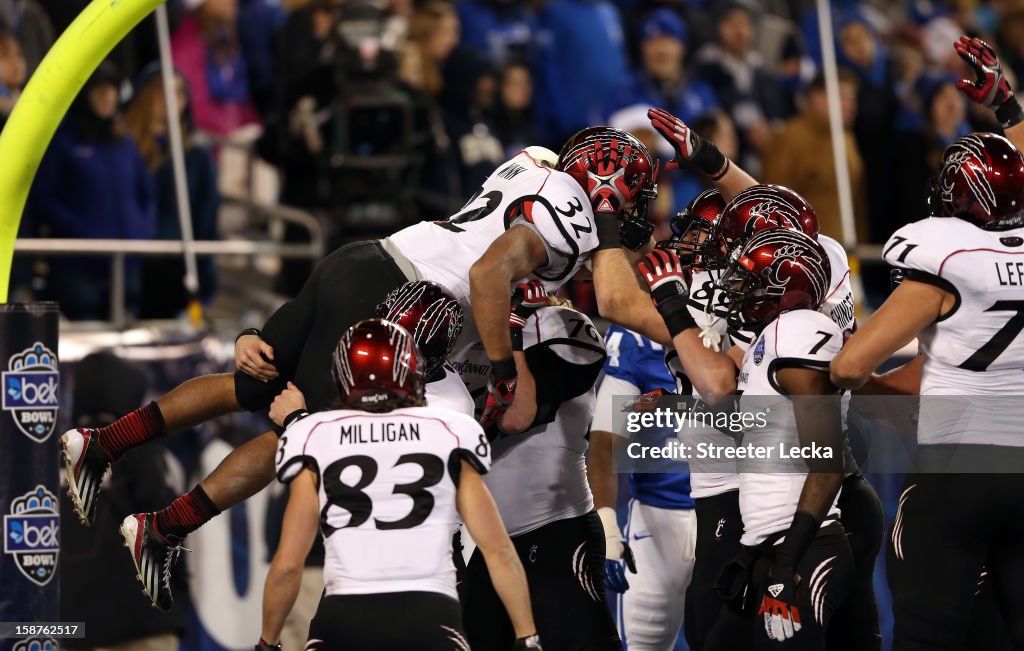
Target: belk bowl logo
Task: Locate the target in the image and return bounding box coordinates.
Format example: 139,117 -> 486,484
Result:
2,342 -> 59,442
4,485 -> 59,586
753,336 -> 766,366
13,636 -> 58,651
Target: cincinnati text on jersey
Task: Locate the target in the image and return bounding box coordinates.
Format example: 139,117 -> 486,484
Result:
339,422 -> 421,444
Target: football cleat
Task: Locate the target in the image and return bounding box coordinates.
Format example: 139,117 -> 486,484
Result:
120,512 -> 187,611
60,428 -> 111,526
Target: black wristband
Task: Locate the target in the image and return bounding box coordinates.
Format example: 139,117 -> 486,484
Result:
510,327 -> 524,352
691,139 -> 727,178
774,510 -> 821,569
595,213 -> 621,251
490,356 -> 517,382
283,409 -> 310,429
236,327 -> 261,343
996,95 -> 1024,129
656,293 -> 698,338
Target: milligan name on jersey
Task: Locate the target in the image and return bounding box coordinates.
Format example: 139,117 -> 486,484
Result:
339,422 -> 421,444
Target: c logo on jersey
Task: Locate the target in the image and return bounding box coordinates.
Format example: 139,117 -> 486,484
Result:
2,342 -> 59,443
714,517 -> 726,541
4,485 -> 60,586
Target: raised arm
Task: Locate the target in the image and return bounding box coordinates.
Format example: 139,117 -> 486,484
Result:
648,107 -> 758,201
954,36 -> 1024,150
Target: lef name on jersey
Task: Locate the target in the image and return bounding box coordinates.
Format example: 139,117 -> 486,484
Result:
275,406 -> 489,599
736,309 -> 843,546
388,151 -> 600,306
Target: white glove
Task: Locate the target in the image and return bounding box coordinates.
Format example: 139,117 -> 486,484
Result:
598,507 -> 624,561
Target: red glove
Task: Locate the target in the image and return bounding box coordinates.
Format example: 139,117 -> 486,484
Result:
648,107 -> 727,176
955,36 -> 1013,109
480,358 -> 517,430
621,388 -> 669,413
954,36 -> 1023,128
509,280 -> 548,329
638,249 -> 697,338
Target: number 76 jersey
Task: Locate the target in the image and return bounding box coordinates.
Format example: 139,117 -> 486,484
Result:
276,406 -> 490,599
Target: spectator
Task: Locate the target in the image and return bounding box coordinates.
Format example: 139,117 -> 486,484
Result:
762,70 -> 868,244
123,64 -> 220,318
61,352 -> 189,651
0,0 -> 52,75
0,24 -> 26,131
605,8 -> 719,126
237,0 -> 285,119
892,75 -> 971,229
456,0 -> 534,67
833,8 -> 900,243
493,61 -> 539,158
406,1 -> 460,98
30,62 -> 156,321
441,49 -> 504,192
531,0 -> 628,146
997,2 -> 1024,85
693,0 -> 788,175
171,0 -> 260,138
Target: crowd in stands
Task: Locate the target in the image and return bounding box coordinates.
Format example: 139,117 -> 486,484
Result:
1,0 -> 1019,319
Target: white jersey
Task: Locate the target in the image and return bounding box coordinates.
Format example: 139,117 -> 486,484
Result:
388,151 -> 599,349
819,235 -> 857,335
736,309 -> 843,546
885,217 -> 1024,445
275,406 -> 489,599
427,363 -> 475,417
453,307 -> 604,535
664,270 -> 738,498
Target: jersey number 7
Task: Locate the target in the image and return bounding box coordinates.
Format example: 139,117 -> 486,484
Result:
958,300 -> 1024,372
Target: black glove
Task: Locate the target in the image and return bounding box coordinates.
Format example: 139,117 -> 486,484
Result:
514,634 -> 544,650
757,564 -> 804,642
714,545 -> 759,613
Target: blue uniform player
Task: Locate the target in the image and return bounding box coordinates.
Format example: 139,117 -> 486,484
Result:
588,324 -> 695,650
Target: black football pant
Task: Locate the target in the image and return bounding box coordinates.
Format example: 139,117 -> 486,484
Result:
888,466 -> 1024,650
684,489 -> 743,651
705,525 -> 855,651
234,240 -> 409,413
459,511 -> 622,651
306,591 -> 468,650
828,473 -> 883,651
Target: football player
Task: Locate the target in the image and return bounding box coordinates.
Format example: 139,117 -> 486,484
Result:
831,131 -> 1024,649
62,129 -> 662,608
260,319 -> 542,650
588,325 -> 696,651
457,304 -> 621,651
644,117 -> 884,649
641,229 -> 855,649
112,281 -> 467,609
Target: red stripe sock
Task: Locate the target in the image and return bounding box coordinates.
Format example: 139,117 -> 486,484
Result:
154,485 -> 221,540
95,401 -> 166,460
